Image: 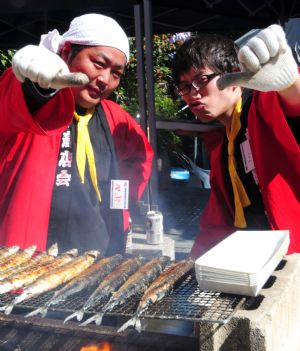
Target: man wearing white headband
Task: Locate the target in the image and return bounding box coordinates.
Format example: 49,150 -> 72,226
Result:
0,13 -> 154,256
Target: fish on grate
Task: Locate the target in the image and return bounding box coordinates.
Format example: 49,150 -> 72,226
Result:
0,245 -> 36,273
118,258 -> 195,333
0,246 -> 20,261
81,255 -> 171,326
0,249 -> 100,315
0,243 -> 58,282
0,246 -> 75,295
64,255 -> 147,323
26,253 -> 123,318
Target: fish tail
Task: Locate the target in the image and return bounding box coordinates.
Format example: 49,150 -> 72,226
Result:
135,317 -> 142,333
0,283 -> 11,295
77,309 -> 85,322
13,293 -> 27,305
117,315 -> 142,333
48,242 -> 58,256
0,304 -> 9,312
80,313 -> 104,326
95,313 -> 104,326
3,303 -> 14,315
25,306 -> 48,318
64,309 -> 84,323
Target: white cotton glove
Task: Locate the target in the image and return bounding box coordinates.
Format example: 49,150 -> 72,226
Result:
217,24 -> 299,92
12,45 -> 89,89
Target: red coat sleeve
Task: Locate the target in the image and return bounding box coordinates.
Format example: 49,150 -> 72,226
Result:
0,68 -> 75,251
0,68 -> 74,135
248,91 -> 300,254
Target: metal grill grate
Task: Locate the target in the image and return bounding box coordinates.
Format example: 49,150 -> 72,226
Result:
0,272 -> 245,325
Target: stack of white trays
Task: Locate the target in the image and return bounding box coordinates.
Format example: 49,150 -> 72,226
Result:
195,230 -> 290,296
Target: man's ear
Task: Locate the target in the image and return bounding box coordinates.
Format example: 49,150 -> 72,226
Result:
230,69 -> 243,92
60,42 -> 72,63
232,85 -> 243,95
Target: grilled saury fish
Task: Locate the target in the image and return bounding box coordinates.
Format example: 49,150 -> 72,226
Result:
0,243 -> 58,282
118,258 -> 194,333
0,246 -> 74,295
0,245 -> 36,273
0,248 -> 99,315
81,255 -> 171,326
0,246 -> 20,261
65,255 -> 146,323
26,253 -> 123,318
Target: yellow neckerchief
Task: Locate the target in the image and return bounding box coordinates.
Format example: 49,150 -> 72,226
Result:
74,108 -> 101,202
226,97 -> 250,228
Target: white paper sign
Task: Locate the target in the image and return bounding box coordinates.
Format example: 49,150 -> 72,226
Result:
240,139 -> 255,173
110,180 -> 129,209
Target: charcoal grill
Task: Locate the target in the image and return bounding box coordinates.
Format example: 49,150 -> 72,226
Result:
0,313 -> 199,351
0,271 -> 245,324
0,263 -> 246,351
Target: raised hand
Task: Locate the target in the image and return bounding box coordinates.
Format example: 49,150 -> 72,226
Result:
12,45 -> 89,90
217,24 -> 298,92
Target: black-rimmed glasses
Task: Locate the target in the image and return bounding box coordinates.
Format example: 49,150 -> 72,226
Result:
176,73 -> 219,96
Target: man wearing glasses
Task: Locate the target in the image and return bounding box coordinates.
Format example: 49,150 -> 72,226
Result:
172,24 -> 300,258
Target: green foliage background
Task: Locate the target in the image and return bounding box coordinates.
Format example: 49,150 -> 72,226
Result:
0,50 -> 15,74
113,34 -> 188,119
112,33 -> 193,156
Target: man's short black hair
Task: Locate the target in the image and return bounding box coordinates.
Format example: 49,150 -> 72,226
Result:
172,33 -> 240,84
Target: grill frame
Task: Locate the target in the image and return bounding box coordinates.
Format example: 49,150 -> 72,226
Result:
0,313 -> 200,351
0,271 -> 246,325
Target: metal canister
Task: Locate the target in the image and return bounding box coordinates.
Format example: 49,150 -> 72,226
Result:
146,210 -> 164,244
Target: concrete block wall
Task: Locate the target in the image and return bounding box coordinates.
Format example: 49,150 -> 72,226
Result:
198,254 -> 300,351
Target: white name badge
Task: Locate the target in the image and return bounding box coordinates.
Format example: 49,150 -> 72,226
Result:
110,180 -> 129,209
240,139 -> 255,173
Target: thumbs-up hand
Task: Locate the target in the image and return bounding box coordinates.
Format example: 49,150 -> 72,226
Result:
12,45 -> 89,90
217,24 -> 298,92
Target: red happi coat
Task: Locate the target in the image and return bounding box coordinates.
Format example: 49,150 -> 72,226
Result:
190,89 -> 300,258
0,68 -> 153,251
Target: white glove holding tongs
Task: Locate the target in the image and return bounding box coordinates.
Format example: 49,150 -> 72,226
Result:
217,24 -> 299,92
12,45 -> 89,90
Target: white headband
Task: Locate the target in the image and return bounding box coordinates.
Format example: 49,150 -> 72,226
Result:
39,13 -> 130,62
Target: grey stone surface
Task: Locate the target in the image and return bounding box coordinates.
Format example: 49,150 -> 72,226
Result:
126,233 -> 175,260
198,254 -> 300,351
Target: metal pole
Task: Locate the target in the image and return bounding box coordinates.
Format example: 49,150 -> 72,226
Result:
134,3 -> 147,133
143,0 -> 158,207
133,3 -> 151,210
